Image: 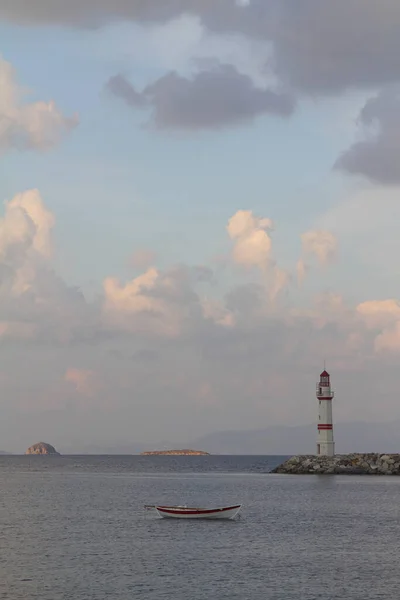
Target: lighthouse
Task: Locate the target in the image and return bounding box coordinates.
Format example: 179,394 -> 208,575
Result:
316,369 -> 335,456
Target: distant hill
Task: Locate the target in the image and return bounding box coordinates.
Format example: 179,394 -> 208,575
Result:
191,421 -> 400,455
141,449 -> 209,456
59,441 -> 178,455
56,420 -> 400,455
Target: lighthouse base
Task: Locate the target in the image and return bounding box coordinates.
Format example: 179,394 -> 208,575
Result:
317,442 -> 335,456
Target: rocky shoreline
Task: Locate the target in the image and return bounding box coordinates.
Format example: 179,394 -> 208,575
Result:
272,454 -> 400,475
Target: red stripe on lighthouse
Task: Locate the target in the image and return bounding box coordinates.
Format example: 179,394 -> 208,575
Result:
318,424 -> 333,430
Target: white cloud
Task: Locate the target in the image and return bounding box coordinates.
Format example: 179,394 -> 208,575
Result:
2,194 -> 399,370
269,266 -> 290,301
0,55 -> 77,153
3,192 -> 400,448
0,189 -> 55,296
357,299 -> 400,353
226,210 -> 292,302
103,266 -> 205,337
0,189 -> 55,259
357,299 -> 400,329
227,209 -> 274,270
375,322 -> 400,353
301,229 -> 338,266
0,189 -> 96,343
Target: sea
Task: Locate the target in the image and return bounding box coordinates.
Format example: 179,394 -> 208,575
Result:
0,454 -> 399,600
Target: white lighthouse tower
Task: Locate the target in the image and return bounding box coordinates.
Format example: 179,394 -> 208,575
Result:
316,369 -> 335,456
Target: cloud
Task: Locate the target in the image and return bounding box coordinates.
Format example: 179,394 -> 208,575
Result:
65,368 -> 98,397
102,262 -> 223,336
1,194 -> 397,371
106,65 -> 294,130
4,193 -> 400,447
0,320 -> 36,340
0,56 -> 77,153
115,14 -> 270,88
348,298 -> 400,353
106,74 -> 147,109
227,210 -> 292,302
335,89 -> 400,185
227,210 -> 274,270
9,2 -> 400,150
314,187 -> 400,293
269,267 -> 290,301
375,322 -> 400,353
296,259 -> 307,286
0,0 -> 258,30
356,300 -> 400,353
292,229 -> 337,288
0,189 -> 55,296
0,189 -> 55,260
300,230 -> 338,266
357,300 -> 400,330
290,292 -> 350,330
268,1 -> 400,94
201,298 -> 235,328
0,189 -> 97,343
102,211 -> 290,338
4,2 -> 400,96
103,265 -> 208,337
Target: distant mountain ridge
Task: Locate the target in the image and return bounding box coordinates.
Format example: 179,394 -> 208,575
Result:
192,421 -> 400,455
57,420 -> 400,455
141,449 -> 209,456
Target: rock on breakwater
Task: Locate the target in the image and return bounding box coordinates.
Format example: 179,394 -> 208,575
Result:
272,454 -> 400,475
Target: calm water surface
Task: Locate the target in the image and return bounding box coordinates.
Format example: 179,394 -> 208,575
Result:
0,455 -> 399,599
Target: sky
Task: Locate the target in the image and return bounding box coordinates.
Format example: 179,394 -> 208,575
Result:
1,1 -> 400,453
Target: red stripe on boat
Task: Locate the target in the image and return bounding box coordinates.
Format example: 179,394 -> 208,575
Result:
156,505 -> 240,515
318,424 -> 333,430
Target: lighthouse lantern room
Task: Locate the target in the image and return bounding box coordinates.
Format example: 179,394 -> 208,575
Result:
316,369 -> 335,456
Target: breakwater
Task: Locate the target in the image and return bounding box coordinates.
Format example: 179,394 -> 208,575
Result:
272,454 -> 400,475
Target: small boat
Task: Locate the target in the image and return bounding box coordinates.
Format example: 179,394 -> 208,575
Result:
148,504 -> 242,520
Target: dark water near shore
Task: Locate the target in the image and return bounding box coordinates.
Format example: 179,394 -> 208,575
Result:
1,455 -> 400,599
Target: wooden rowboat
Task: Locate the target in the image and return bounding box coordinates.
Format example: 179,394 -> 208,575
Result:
147,504 -> 242,520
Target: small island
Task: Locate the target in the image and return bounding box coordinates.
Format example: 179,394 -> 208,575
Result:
141,449 -> 209,456
25,442 -> 60,455
272,454 -> 400,475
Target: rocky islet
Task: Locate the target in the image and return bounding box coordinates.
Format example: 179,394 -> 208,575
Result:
25,442 -> 60,455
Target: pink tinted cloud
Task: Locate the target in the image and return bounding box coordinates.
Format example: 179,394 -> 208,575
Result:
65,368 -> 98,397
